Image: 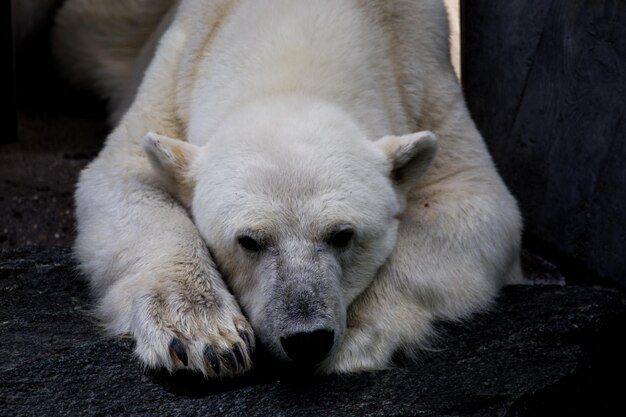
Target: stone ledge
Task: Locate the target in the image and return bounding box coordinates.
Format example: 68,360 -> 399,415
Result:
1,247 -> 624,416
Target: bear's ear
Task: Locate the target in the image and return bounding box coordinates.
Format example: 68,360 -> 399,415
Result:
143,132 -> 198,207
377,130 -> 438,194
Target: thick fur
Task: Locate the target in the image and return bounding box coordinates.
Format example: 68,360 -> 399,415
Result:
54,0 -> 522,376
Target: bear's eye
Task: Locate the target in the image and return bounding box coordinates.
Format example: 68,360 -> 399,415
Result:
327,227 -> 355,249
238,235 -> 263,252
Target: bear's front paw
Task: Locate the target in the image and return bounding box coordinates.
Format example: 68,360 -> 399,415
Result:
129,282 -> 255,378
318,327 -> 391,374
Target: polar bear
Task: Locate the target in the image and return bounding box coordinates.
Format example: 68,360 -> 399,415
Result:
53,0 -> 522,377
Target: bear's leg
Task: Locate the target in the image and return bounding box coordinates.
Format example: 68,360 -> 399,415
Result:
323,176 -> 522,372
77,154 -> 254,377
74,7 -> 254,377
323,94 -> 523,373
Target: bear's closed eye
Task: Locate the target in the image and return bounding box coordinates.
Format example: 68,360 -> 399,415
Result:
238,235 -> 264,252
327,228 -> 355,249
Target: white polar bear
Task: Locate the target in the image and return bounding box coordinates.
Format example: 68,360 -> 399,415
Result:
53,0 -> 522,377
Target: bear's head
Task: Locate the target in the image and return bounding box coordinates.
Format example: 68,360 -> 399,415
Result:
143,98 -> 437,368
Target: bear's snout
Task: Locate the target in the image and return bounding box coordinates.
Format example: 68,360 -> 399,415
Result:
280,328 -> 335,365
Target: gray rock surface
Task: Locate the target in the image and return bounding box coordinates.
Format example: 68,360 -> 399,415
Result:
463,0 -> 626,287
1,247 -> 624,416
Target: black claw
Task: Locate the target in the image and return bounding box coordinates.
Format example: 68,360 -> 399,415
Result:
238,329 -> 253,349
233,343 -> 246,368
224,349 -> 238,372
203,345 -> 221,376
169,338 -> 188,367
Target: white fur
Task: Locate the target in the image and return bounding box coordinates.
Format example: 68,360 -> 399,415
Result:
55,0 -> 522,376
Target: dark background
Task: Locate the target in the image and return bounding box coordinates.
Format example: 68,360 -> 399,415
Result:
0,0 -> 107,248
463,0 -> 625,288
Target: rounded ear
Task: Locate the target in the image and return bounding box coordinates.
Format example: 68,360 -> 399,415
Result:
143,132 -> 198,207
377,130 -> 438,194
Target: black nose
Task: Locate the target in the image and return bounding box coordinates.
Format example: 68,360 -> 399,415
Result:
280,329 -> 335,365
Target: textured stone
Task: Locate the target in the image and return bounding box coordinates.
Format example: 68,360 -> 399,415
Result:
463,0 -> 626,287
1,247 -> 624,416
